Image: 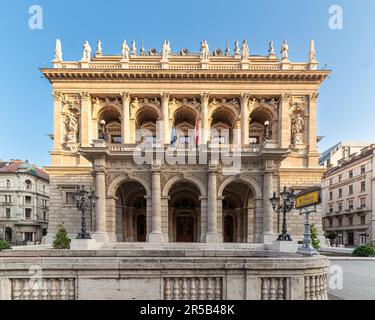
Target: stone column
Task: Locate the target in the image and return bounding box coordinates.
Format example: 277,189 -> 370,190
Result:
148,166 -> 164,242
279,93 -> 291,148
253,198 -> 263,243
79,92 -> 92,147
94,166 -> 107,242
206,165 -> 221,242
121,92 -> 131,144
127,207 -> 134,242
263,170 -> 274,244
235,208 -> 242,242
161,93 -> 170,144
233,120 -> 241,147
240,93 -> 250,145
201,92 -> 210,144
52,92 -> 63,151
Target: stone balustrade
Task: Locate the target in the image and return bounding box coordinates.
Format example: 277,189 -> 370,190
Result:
0,248 -> 329,300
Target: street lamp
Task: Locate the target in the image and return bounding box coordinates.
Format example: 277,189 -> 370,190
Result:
99,119 -> 108,141
269,186 -> 296,241
73,185 -> 97,239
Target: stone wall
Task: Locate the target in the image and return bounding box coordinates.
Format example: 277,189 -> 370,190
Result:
0,250 -> 329,300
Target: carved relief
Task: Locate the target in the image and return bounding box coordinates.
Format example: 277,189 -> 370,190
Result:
168,98 -> 201,119
91,96 -> 122,120
208,98 -> 240,118
247,97 -> 280,115
130,97 -> 161,119
60,95 -> 81,152
289,96 -> 309,151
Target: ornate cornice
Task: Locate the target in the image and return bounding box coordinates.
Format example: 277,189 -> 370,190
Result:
41,68 -> 330,84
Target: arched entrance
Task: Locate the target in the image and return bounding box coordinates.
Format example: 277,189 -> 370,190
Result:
221,180 -> 255,243
168,181 -> 201,242
115,180 -> 147,242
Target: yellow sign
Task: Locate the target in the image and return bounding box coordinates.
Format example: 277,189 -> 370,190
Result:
295,189 -> 321,209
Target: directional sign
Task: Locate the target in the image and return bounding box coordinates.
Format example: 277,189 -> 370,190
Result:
295,187 -> 321,209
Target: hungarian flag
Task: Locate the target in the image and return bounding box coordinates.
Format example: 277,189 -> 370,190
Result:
195,120 -> 199,145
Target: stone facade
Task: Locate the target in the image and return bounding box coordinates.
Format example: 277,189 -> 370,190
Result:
42,39 -> 329,244
322,144 -> 375,247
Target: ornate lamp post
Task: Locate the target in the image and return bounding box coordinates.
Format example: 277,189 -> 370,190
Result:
98,119 -> 108,141
269,186 -> 296,241
73,185 -> 97,239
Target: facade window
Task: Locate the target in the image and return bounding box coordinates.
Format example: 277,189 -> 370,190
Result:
43,211 -> 47,221
360,181 -> 366,192
360,197 -> 366,208
25,196 -> 32,204
338,188 -> 342,198
360,216 -> 366,225
4,195 -> 12,203
24,232 -> 33,242
338,218 -> 342,227
329,218 -> 333,228
41,199 -> 48,207
338,174 -> 342,182
361,165 -> 366,174
348,185 -> 353,195
329,191 -> 333,201
6,208 -> 11,219
6,179 -> 10,188
338,203 -> 343,212
349,216 -> 353,226
329,205 -> 333,214
348,200 -> 353,211
25,180 -> 32,190
43,185 -> 46,193
65,192 -> 75,204
349,170 -> 353,179
25,208 -> 32,220
329,178 -> 333,186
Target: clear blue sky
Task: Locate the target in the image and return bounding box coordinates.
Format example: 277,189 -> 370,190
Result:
0,0 -> 374,166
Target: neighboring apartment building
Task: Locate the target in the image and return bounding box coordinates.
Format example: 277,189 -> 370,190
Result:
0,160 -> 49,245
322,145 -> 375,247
319,141 -> 373,167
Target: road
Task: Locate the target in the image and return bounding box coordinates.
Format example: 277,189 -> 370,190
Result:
327,259 -> 375,300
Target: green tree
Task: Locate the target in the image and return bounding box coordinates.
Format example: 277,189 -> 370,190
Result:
52,225 -> 71,249
0,240 -> 11,251
310,223 -> 320,250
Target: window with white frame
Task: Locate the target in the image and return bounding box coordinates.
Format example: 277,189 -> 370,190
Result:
360,181 -> 366,192
360,197 -> 366,208
361,165 -> 366,175
5,208 -> 10,219
6,179 -> 10,188
4,195 -> 11,203
25,180 -> 32,190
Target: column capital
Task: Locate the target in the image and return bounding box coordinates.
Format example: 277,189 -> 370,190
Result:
161,92 -> 170,102
240,92 -> 251,104
200,92 -> 210,104
309,92 -> 319,103
121,91 -> 131,103
281,92 -> 292,103
151,165 -> 161,172
79,92 -> 91,102
52,91 -> 63,102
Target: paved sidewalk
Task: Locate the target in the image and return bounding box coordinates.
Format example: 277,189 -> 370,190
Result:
328,259 -> 375,300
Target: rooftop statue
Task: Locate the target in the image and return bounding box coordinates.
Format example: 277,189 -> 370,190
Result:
268,41 -> 276,57
54,39 -> 63,61
241,40 -> 249,60
96,40 -> 103,56
131,41 -> 137,56
280,40 -> 289,62
162,40 -> 171,60
234,40 -> 240,55
121,40 -> 130,60
81,41 -> 92,62
201,40 -> 210,61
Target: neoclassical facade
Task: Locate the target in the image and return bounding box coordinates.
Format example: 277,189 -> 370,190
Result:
42,39 -> 329,244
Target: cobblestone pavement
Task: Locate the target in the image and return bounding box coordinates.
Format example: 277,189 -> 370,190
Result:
328,259 -> 375,300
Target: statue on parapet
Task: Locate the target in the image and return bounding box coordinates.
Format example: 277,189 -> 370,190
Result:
121,40 -> 130,60
81,41 -> 92,62
241,40 -> 249,60
201,40 -> 210,61
162,40 -> 171,60
280,40 -> 289,62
